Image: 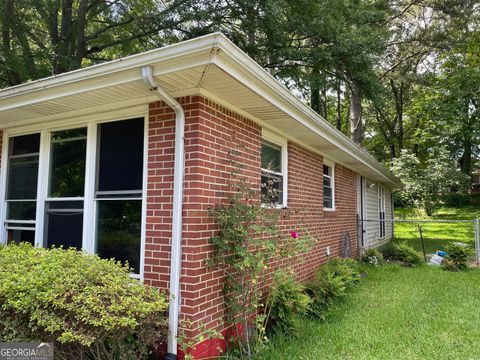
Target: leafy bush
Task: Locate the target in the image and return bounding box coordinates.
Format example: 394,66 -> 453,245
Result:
361,248 -> 384,266
444,192 -> 470,207
264,271 -> 312,336
306,258 -> 360,318
442,243 -> 471,271
0,243 -> 168,360
390,149 -> 469,215
380,242 -> 423,266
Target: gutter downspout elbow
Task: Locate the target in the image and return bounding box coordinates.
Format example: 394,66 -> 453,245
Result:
141,66 -> 184,360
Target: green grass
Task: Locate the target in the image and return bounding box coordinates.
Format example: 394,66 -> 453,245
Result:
393,205 -> 480,257
257,264 -> 480,360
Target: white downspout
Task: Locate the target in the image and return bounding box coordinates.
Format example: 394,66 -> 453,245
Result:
142,66 -> 184,359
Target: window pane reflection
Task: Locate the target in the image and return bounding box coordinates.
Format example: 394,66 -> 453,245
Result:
96,200 -> 141,274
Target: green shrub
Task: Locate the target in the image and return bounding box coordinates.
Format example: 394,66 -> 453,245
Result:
380,242 -> 423,266
264,270 -> 311,336
442,243 -> 471,271
444,192 -> 470,207
360,248 -> 384,266
0,243 -> 168,359
306,258 -> 360,318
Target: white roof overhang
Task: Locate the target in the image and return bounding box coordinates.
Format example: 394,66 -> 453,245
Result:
0,33 -> 401,187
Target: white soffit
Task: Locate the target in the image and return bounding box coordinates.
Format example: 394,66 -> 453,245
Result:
200,67 -> 383,182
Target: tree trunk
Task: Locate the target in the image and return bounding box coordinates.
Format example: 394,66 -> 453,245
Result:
311,84 -> 320,114
74,0 -> 89,68
461,133 -> 472,177
336,80 -> 342,131
54,0 -> 74,74
349,83 -> 363,144
391,79 -> 404,152
321,87 -> 327,120
2,0 -> 22,85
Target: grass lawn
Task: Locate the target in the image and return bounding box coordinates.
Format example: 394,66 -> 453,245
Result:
257,264 -> 480,360
393,205 -> 480,258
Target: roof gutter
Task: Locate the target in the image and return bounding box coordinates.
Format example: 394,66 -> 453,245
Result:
141,65 -> 184,359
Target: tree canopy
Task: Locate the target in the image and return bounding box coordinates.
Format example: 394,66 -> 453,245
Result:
1,0 -> 479,202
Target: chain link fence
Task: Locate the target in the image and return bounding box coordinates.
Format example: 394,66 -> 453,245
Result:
358,218 -> 480,265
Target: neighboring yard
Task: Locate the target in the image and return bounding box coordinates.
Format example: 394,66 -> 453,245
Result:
394,205 -> 480,257
258,264 -> 480,360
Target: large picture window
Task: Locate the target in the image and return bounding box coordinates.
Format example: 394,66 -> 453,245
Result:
260,132 -> 287,207
2,117 -> 146,277
323,162 -> 335,210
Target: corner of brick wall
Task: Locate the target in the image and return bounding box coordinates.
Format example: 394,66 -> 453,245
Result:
145,96 -> 358,358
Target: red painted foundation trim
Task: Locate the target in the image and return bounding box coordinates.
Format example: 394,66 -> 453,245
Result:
181,324 -> 246,359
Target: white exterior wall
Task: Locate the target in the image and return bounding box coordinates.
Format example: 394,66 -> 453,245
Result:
359,178 -> 394,249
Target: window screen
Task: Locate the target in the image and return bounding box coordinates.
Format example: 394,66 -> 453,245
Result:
323,164 -> 334,209
10,133 -> 40,156
49,128 -> 87,197
7,201 -> 36,220
261,140 -> 283,206
97,118 -> 144,193
6,134 -> 40,226
7,133 -> 40,200
261,140 -> 282,172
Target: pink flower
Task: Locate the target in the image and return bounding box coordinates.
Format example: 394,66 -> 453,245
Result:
290,231 -> 298,239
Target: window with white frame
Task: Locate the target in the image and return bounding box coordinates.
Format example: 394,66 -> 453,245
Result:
260,132 -> 287,207
5,133 -> 40,245
378,186 -> 386,238
323,161 -> 335,210
95,118 -> 144,274
45,128 -> 87,250
1,117 -> 145,276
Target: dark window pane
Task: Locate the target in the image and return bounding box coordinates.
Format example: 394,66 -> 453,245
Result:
7,156 -> 39,199
8,229 -> 35,245
261,172 -> 283,205
49,128 -> 87,197
324,197 -> 332,208
45,201 -> 83,250
323,176 -> 331,187
10,134 -> 40,156
323,165 -> 330,176
7,201 -> 36,220
48,201 -> 83,210
96,200 -> 141,273
324,187 -> 332,198
261,140 -> 281,172
98,119 -> 144,192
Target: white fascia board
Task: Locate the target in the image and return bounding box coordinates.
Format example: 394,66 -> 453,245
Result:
213,36 -> 401,187
0,33 -> 221,100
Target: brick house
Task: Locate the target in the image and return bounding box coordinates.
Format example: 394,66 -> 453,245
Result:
0,33 -> 400,359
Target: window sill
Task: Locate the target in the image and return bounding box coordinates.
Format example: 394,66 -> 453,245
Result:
324,207 -> 336,212
261,203 -> 288,210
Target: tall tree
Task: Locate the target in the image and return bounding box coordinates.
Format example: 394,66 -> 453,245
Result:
0,0 -> 191,86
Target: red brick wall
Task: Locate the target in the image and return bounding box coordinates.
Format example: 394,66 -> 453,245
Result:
145,96 -> 357,358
